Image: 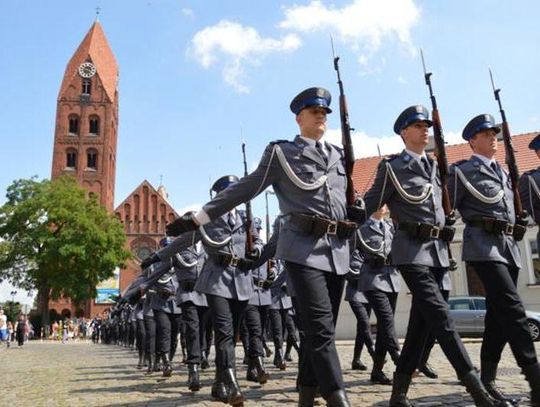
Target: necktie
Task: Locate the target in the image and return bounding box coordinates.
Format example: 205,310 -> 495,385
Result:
421,156 -> 431,174
490,162 -> 501,180
227,212 -> 236,228
379,221 -> 385,231
316,141 -> 328,164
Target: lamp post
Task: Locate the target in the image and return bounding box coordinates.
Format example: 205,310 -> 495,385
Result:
10,290 -> 17,304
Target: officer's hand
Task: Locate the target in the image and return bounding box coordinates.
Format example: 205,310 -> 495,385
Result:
262,280 -> 273,289
281,285 -> 288,295
245,248 -> 260,261
237,258 -> 255,272
141,252 -> 159,270
347,198 -> 366,223
166,212 -> 198,237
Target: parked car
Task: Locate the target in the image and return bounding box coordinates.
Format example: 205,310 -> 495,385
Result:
448,296 -> 540,342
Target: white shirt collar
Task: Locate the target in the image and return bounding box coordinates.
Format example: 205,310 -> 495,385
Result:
299,135 -> 327,155
472,153 -> 496,167
404,148 -> 427,162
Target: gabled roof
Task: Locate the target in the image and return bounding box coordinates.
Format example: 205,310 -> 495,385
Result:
114,180 -> 178,216
352,132 -> 540,193
58,22 -> 118,102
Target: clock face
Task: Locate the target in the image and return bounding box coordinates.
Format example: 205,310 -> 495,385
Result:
136,246 -> 152,262
78,62 -> 96,78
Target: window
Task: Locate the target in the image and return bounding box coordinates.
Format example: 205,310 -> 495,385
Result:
472,298 -> 486,310
89,116 -> 99,135
68,114 -> 79,135
66,149 -> 77,169
527,238 -> 540,285
87,149 -> 97,169
82,79 -> 91,95
449,298 -> 472,310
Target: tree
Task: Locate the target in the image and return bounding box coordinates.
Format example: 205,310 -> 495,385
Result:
0,176 -> 131,328
1,301 -> 21,323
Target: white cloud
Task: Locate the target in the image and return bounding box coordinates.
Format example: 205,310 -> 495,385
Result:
323,128 -> 464,159
397,75 -> 408,84
280,0 -> 420,70
181,7 -> 194,18
189,20 -> 302,93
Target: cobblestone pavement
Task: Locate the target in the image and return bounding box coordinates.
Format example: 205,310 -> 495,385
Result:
2,339 -> 539,406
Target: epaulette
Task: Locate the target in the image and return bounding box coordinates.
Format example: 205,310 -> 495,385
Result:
383,154 -> 399,162
453,159 -> 468,167
269,139 -> 289,145
523,168 -> 536,175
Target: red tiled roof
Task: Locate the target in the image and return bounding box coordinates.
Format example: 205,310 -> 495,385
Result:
58,22 -> 118,102
352,132 -> 540,193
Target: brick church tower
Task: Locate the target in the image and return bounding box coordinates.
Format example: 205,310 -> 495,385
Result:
49,21 -> 119,318
51,21 -> 118,212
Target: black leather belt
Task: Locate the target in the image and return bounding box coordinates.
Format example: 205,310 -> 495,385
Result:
253,278 -> 266,288
467,217 -> 526,241
289,213 -> 357,239
213,252 -> 249,268
365,256 -> 392,268
180,280 -> 196,292
398,221 -> 455,242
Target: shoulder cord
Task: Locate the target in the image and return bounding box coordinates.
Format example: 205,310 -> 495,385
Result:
454,166 -> 504,204
198,225 -> 231,248
174,253 -> 198,268
357,229 -> 384,255
348,266 -> 360,275
274,144 -> 327,190
385,162 -> 433,204
528,175 -> 540,222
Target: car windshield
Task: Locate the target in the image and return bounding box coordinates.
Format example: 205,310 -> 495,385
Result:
473,298 -> 486,310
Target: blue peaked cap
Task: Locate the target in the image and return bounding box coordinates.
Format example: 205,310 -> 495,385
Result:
528,133 -> 540,151
211,175 -> 239,194
462,114 -> 501,141
393,105 -> 433,134
290,87 -> 332,115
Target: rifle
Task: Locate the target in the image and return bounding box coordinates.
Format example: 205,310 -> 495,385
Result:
420,50 -> 457,270
489,69 -> 527,223
331,38 -> 356,205
242,142 -> 254,252
265,190 -> 276,277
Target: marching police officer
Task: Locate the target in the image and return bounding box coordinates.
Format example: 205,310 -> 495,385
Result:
363,105 -> 507,407
175,237 -> 208,391
160,87 -> 356,406
449,114 -> 540,406
345,248 -> 375,371
520,133 -> 540,251
134,297 -> 147,369
355,205 -> 401,385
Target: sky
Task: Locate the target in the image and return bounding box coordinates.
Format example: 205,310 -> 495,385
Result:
1,0 -> 539,302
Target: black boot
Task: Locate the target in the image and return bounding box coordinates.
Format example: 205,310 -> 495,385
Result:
264,342 -> 273,358
254,356 -> 269,384
187,364 -> 201,391
481,361 -> 519,405
211,369 -> 229,403
145,354 -> 155,374
246,358 -> 258,382
351,359 -> 367,371
389,373 -> 414,407
137,353 -> 145,369
326,389 -> 350,407
162,353 -> 173,377
223,368 -> 244,406
153,353 -> 162,372
201,350 -> 210,370
418,363 -> 438,379
274,348 -> 287,370
298,385 -> 318,407
461,370 -> 511,407
523,362 -> 540,407
370,355 -> 392,385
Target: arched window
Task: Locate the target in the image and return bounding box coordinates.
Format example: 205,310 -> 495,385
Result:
68,114 -> 79,135
66,148 -> 77,169
89,115 -> 100,135
82,79 -> 91,95
87,149 -> 98,170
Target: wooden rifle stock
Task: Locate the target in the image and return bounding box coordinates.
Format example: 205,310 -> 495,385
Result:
242,143 -> 254,253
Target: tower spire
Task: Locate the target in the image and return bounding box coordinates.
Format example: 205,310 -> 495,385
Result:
95,7 -> 101,22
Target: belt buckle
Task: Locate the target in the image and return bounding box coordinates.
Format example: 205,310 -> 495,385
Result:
505,224 -> 514,235
430,226 -> 440,239
256,280 -> 265,288
230,256 -> 239,267
326,220 -> 338,235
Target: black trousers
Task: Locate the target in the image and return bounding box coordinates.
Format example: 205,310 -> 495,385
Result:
244,304 -> 269,358
397,264 -> 473,377
136,319 -> 146,359
285,311 -> 299,351
154,310 -> 181,357
181,301 -> 209,365
419,287 -> 449,367
269,308 -> 289,351
470,261 -> 538,368
286,261 -> 345,399
207,294 -> 247,370
365,290 -> 400,361
348,300 -> 373,359
143,315 -> 156,359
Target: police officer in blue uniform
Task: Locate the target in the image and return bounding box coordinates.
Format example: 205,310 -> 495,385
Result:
363,105 -> 507,407
134,297 -> 147,369
520,133 -> 540,252
449,114 -> 540,407
345,248 -> 375,371
356,205 -> 401,385
175,238 -> 208,391
160,87 -> 356,407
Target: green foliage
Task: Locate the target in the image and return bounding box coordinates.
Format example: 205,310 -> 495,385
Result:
1,301 -> 21,323
0,175 -> 131,309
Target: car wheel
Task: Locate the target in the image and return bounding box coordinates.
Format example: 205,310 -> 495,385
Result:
527,319 -> 540,342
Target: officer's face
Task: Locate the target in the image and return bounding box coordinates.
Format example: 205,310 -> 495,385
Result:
296,106 -> 327,139
401,121 -> 429,152
470,129 -> 498,158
